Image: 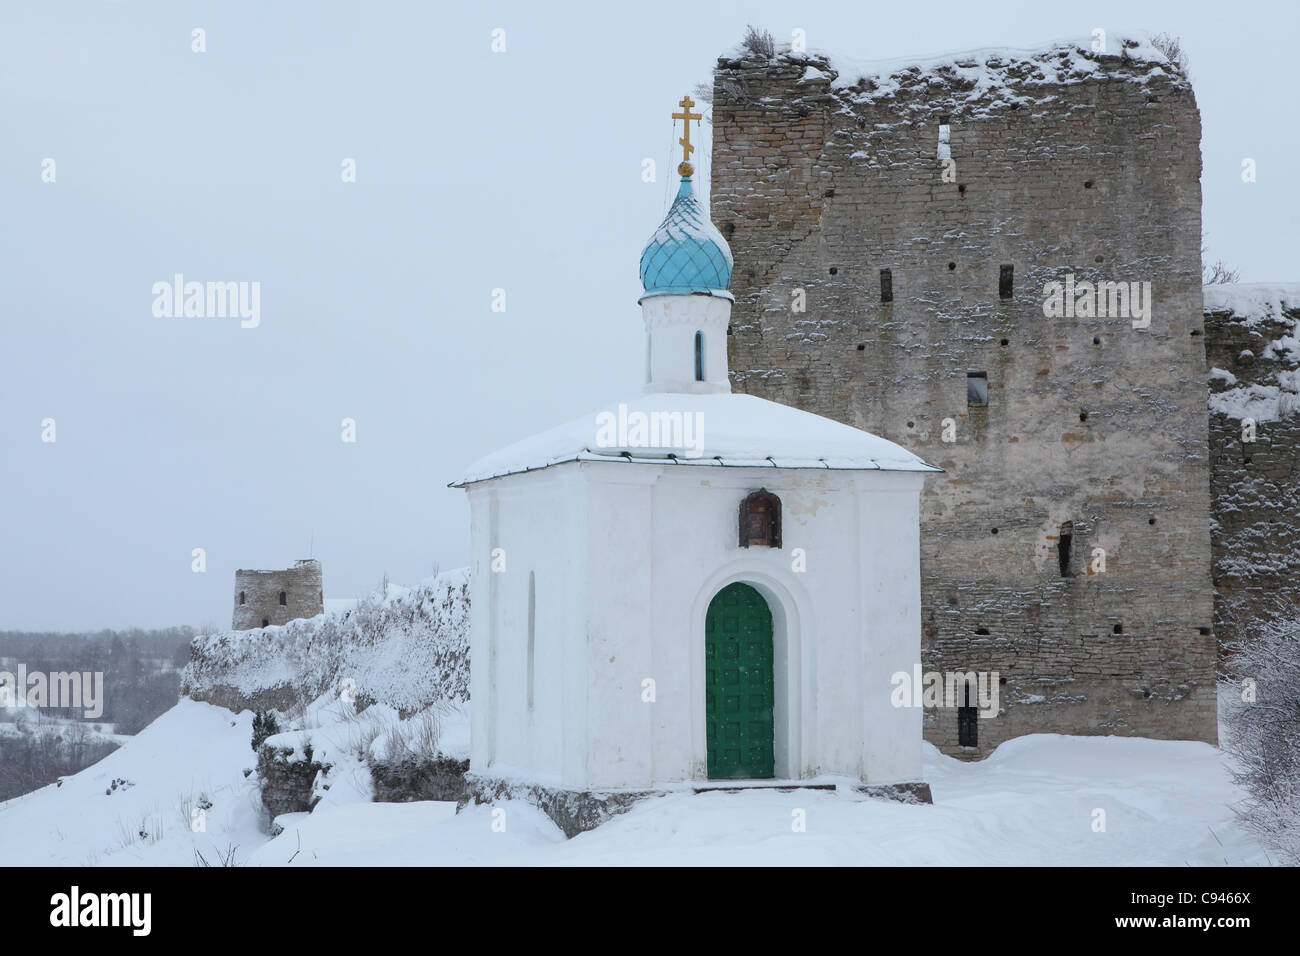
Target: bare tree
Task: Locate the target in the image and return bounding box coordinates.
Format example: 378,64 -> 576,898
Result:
1202,241 -> 1240,285
1221,613 -> 1300,863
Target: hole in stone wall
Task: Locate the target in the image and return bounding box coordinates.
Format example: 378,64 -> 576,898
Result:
880,268 -> 893,303
1114,623 -> 1124,634
724,222 -> 735,237
1190,329 -> 1202,336
975,627 -> 990,635
1079,411 -> 1088,422
948,261 -> 956,271
829,267 -> 838,275
958,183 -> 967,194
856,343 -> 865,351
1198,627 -> 1211,635
1084,179 -> 1094,188
1058,521 -> 1073,577
990,527 -> 999,535
999,676 -> 1008,685
823,188 -> 835,198
1093,336 -> 1102,345
261,618 -> 269,628
1095,255 -> 1104,263
1148,517 -> 1156,525
999,264 -> 1014,299
1000,338 -> 1009,346
907,420 -> 915,428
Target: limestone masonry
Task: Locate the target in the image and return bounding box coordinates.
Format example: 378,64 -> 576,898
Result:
1204,286 -> 1300,650
711,38 -> 1228,757
232,559 -> 323,630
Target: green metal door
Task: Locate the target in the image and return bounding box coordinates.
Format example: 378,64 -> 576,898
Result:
705,582 -> 775,779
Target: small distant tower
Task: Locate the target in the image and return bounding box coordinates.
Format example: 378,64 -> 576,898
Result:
232,559 -> 324,630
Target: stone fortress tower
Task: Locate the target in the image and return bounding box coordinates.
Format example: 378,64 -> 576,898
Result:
232,559 -> 324,630
710,37 -> 1220,756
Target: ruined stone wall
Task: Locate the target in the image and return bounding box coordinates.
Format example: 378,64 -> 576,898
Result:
1204,288 -> 1300,649
712,40 -> 1217,757
232,559 -> 323,630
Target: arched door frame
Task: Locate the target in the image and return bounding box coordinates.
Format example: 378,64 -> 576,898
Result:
689,563 -> 811,781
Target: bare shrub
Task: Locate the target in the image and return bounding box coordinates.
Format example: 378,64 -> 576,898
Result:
379,708 -> 443,764
1151,33 -> 1187,74
1202,240 -> 1240,286
1204,260 -> 1241,285
1221,614 -> 1300,863
194,843 -> 240,867
741,25 -> 774,58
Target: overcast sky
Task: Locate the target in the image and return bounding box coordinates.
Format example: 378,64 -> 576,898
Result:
2,0 -> 1295,631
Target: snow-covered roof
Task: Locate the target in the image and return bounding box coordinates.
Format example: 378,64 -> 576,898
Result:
451,392 -> 940,487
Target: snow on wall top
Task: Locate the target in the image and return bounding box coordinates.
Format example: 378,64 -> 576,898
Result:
1205,283 -> 1300,423
182,568 -> 469,715
720,32 -> 1185,113
1204,283 -> 1300,326
452,391 -> 940,487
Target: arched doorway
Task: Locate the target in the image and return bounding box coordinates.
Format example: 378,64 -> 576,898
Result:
705,582 -> 775,779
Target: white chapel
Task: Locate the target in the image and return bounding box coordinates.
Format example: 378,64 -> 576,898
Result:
453,100 -> 938,807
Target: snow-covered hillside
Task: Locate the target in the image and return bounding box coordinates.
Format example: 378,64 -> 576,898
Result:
181,569 -> 469,716
0,695 -> 1267,866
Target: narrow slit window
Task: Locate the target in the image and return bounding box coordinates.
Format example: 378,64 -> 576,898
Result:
1058,521 -> 1073,577
967,372 -> 988,407
957,682 -> 978,747
999,264 -> 1014,299
879,268 -> 893,303
279,590 -> 287,606
937,117 -> 951,161
694,331 -> 704,382
239,591 -> 246,605
261,618 -> 269,628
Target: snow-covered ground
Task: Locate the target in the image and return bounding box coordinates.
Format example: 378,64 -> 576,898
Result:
0,697 -> 1268,866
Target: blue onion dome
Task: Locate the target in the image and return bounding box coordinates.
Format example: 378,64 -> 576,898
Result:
639,173 -> 734,300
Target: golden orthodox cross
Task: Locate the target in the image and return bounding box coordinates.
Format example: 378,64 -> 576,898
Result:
672,95 -> 702,176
